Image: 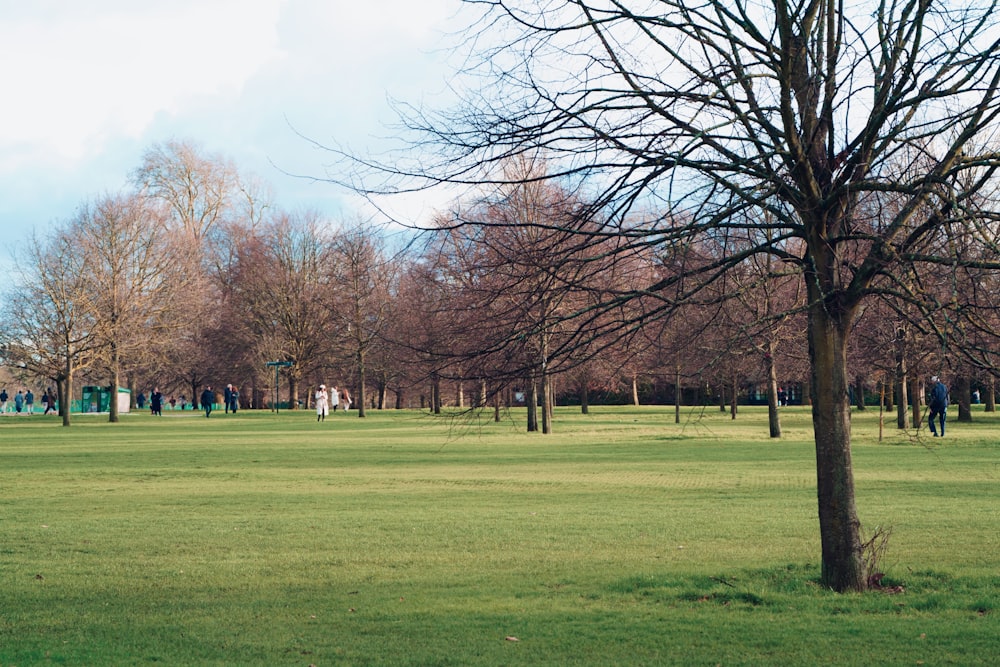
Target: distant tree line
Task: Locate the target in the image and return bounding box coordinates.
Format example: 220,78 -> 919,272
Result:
2,141 -> 997,438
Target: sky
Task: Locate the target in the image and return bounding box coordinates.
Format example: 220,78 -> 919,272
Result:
0,0 -> 466,266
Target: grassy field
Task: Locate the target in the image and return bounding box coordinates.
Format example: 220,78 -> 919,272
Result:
1,404 -> 997,665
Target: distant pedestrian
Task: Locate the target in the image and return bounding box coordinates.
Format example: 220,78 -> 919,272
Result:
340,387 -> 352,411
224,384 -> 233,414
229,386 -> 239,414
0,388 -> 8,413
150,388 -> 163,416
24,389 -> 34,415
200,386 -> 214,418
330,385 -> 339,412
315,384 -> 329,421
14,390 -> 24,413
928,376 -> 949,437
43,388 -> 56,415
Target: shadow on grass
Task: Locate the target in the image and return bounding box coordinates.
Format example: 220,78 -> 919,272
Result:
609,563 -> 997,616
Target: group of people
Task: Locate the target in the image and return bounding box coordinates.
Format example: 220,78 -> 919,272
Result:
314,384 -> 352,421
196,384 -> 240,418
202,384 -> 239,417
0,387 -> 57,415
137,389 -> 188,415
137,384 -> 241,417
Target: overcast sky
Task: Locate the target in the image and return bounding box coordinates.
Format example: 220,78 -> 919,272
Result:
0,0 -> 465,264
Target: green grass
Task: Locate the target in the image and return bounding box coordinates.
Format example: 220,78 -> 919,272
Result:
1,405 -> 997,665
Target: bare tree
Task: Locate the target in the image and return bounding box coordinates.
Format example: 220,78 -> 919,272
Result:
133,139 -> 239,243
76,193 -> 190,422
227,211 -> 336,408
338,1 -> 1000,591
1,229 -> 102,425
330,222 -> 398,417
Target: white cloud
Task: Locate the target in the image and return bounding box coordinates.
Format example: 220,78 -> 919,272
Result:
0,0 -> 466,258
0,0 -> 286,166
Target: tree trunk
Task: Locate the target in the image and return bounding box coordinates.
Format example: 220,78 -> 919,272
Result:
854,375 -> 866,411
808,302 -> 865,592
526,378 -> 538,432
767,346 -> 781,438
109,342 -> 120,423
674,365 -> 681,425
955,375 -> 972,422
580,378 -> 590,415
357,352 -> 367,418
127,374 -> 136,409
909,378 -> 922,429
894,326 -> 908,429
986,377 -> 995,413
541,371 -> 552,434
288,375 -> 299,410
431,375 -> 441,414
61,364 -> 72,427
631,373 -> 640,406
729,373 -> 738,420
376,374 -> 387,410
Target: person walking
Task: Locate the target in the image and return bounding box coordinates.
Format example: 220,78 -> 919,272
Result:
200,385 -> 215,418
14,390 -> 24,414
229,386 -> 239,414
330,385 -> 339,412
150,387 -> 163,416
224,384 -> 233,414
24,389 -> 34,415
928,375 -> 949,437
315,384 -> 329,421
1,388 -> 9,413
43,388 -> 56,415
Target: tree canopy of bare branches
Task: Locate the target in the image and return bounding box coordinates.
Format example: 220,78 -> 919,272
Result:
336,0 -> 1000,591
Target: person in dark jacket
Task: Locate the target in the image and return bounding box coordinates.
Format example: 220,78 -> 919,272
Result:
200,386 -> 215,418
928,375 -> 949,437
150,388 -> 163,416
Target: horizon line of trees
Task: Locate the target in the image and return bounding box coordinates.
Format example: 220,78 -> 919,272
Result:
2,141 -> 996,435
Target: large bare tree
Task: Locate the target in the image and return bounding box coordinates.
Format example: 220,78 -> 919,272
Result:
1,229 -> 101,426
340,0 -> 1000,591
226,211 -> 337,409
133,139 -> 239,244
330,223 -> 397,417
76,193 -> 189,422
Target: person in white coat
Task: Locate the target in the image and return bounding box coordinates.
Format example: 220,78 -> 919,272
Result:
330,385 -> 340,412
315,384 -> 329,421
